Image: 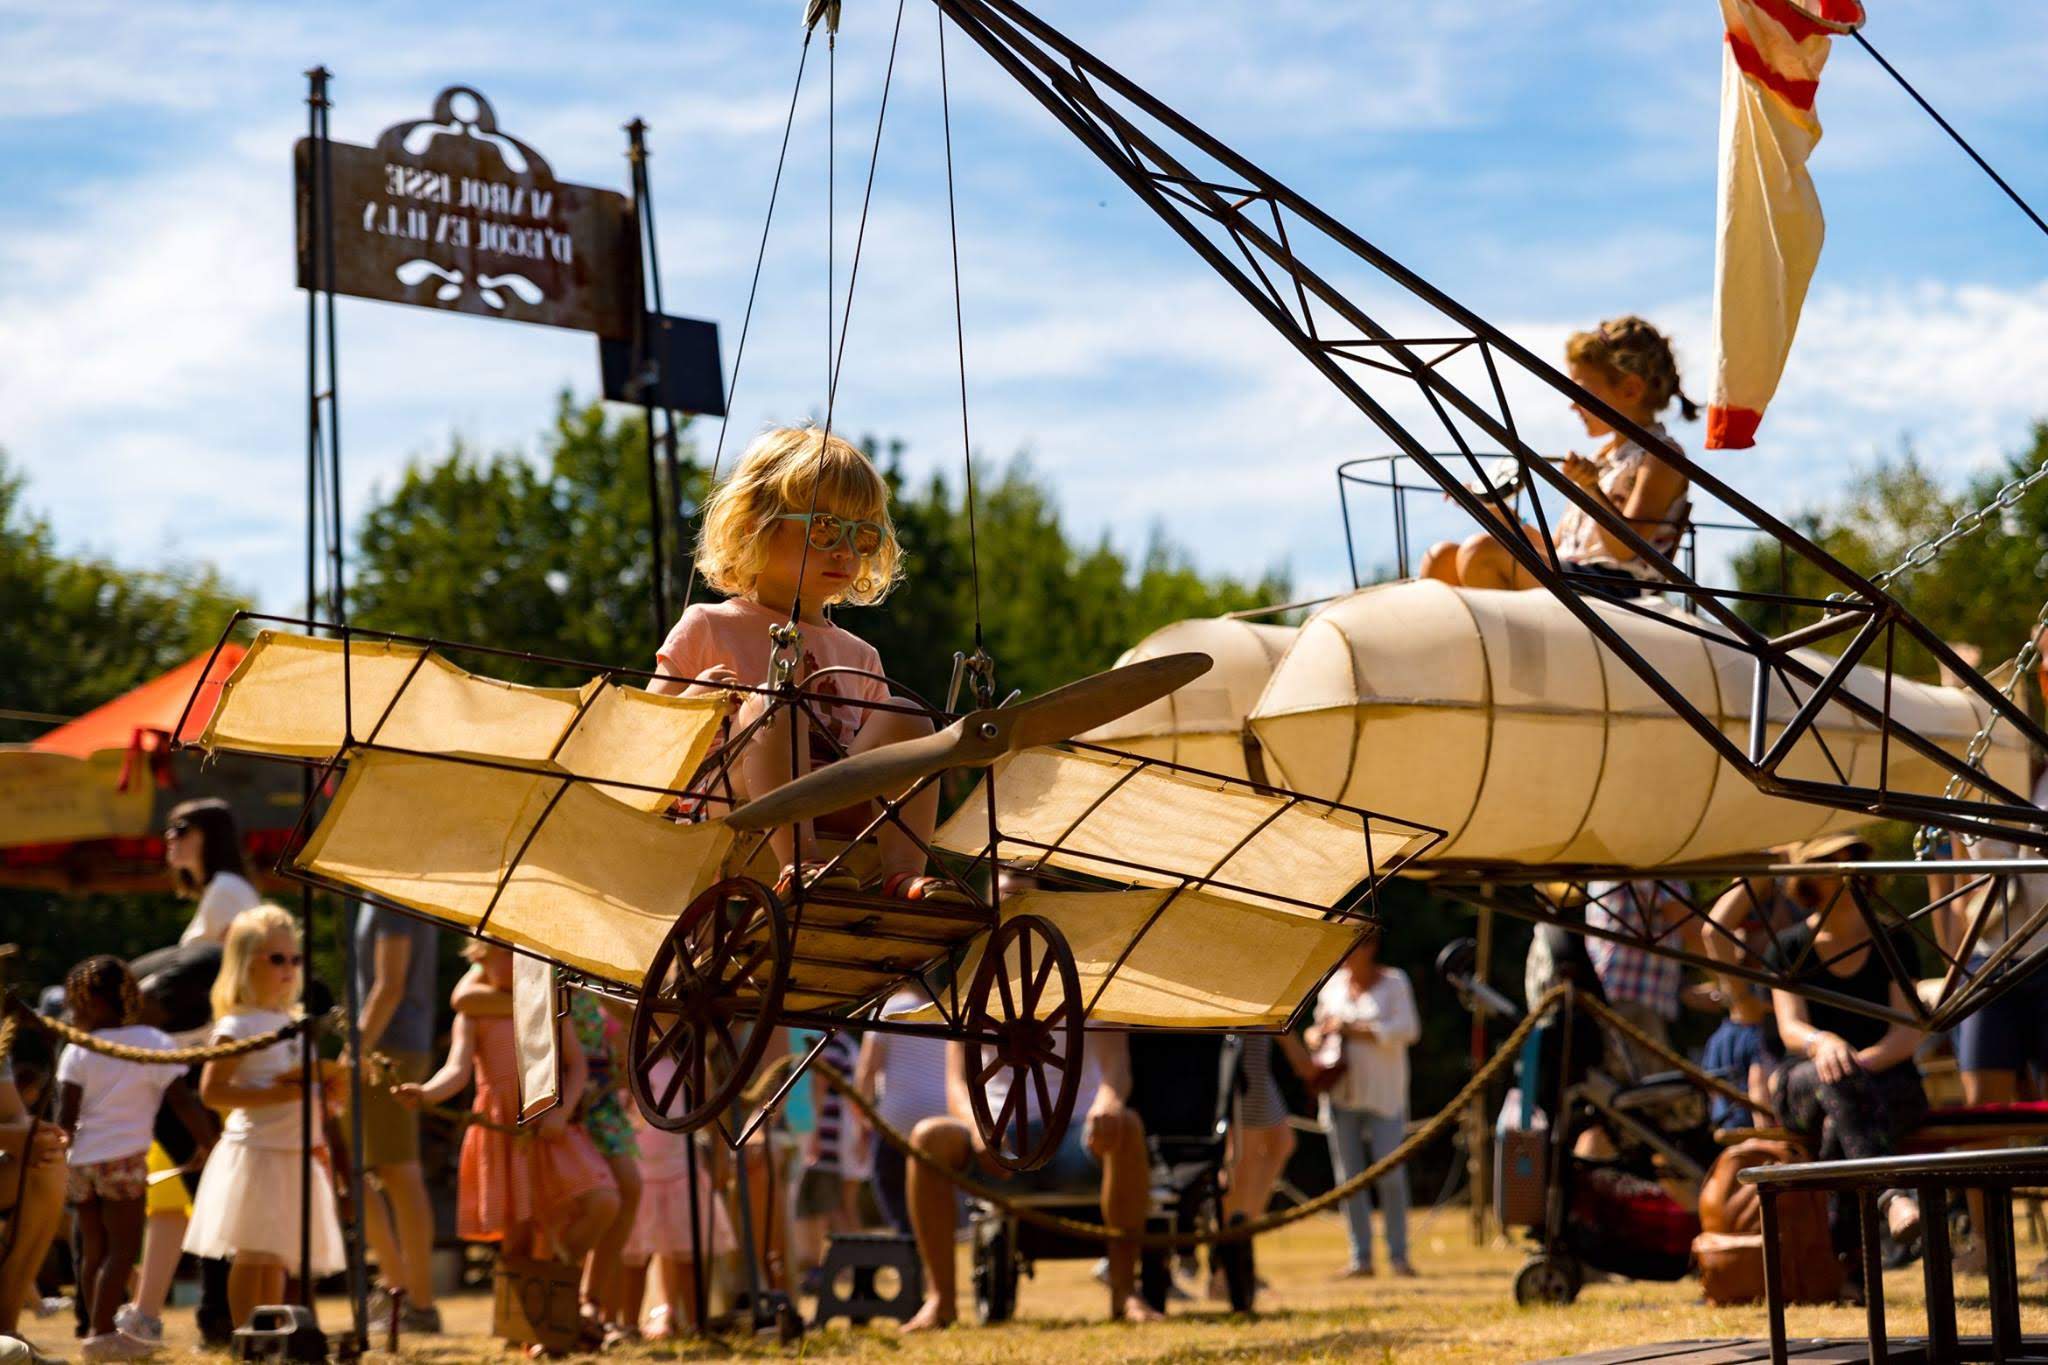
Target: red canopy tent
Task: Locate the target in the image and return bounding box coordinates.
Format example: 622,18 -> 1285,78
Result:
0,645 -> 303,893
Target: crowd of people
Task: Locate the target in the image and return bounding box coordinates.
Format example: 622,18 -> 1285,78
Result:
2,315 -> 2035,1356
0,425 -> 1435,1360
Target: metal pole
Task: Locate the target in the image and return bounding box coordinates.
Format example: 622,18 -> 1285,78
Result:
629,118 -> 690,614
299,68 -> 327,1342
1467,906 -> 1493,1246
625,120 -> 670,640
313,70 -> 370,1360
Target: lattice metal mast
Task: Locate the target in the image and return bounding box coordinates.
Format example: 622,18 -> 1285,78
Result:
927,0 -> 2048,847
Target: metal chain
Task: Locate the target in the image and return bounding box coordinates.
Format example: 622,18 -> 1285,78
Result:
1802,451 -> 2048,857
1916,598 -> 2048,857
1873,455 -> 2048,593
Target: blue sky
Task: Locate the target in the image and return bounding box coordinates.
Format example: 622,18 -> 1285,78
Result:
3,1 -> 2046,613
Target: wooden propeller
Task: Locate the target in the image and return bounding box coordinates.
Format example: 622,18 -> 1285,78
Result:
724,652 -> 1211,832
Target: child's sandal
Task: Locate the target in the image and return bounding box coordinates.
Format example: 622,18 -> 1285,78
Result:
880,872 -> 975,906
773,862 -> 863,899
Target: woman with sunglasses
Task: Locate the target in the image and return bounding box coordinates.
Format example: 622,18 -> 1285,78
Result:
166,799 -> 260,947
183,906 -> 346,1328
650,426 -> 962,903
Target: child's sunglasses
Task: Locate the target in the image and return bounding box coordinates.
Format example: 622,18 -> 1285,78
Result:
775,512 -> 886,558
267,952 -> 304,968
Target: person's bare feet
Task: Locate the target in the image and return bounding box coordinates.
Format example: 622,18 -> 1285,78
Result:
1115,1295 -> 1165,1323
1885,1193 -> 1923,1245
900,1297 -> 954,1333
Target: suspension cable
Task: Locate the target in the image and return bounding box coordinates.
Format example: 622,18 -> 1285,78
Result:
790,0 -> 909,627
686,31 -> 815,615
828,28 -> 837,395
1854,31 -> 2048,244
938,10 -> 984,651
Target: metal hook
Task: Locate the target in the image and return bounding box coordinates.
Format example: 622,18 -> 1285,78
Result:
803,0 -> 841,36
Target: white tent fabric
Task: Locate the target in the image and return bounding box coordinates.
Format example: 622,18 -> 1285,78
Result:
297,748 -> 732,985
1247,581 -> 2028,867
1081,617 -> 1297,780
198,631 -> 724,811
893,886 -> 1361,1028
512,953 -> 562,1121
934,745 -> 1432,912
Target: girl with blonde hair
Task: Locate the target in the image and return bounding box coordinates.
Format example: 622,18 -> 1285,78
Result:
1423,315 -> 1696,596
650,425 -> 954,899
183,905 -> 346,1328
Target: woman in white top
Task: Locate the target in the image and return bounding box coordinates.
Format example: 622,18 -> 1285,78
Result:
1306,927 -> 1420,1277
168,799 -> 261,946
1421,315 -> 1695,597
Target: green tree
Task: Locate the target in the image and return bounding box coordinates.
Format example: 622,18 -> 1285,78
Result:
0,452 -> 251,999
350,400 -> 1292,701
0,450 -> 247,739
350,395 -> 674,682
1731,426 -> 2048,682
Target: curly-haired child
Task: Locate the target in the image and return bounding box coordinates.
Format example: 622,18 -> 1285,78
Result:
649,425 -> 958,901
55,955 -> 213,1360
1423,314 -> 1697,596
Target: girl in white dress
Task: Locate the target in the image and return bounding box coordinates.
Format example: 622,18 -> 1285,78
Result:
183,905 -> 346,1327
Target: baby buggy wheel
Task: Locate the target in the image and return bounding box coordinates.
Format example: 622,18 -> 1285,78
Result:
1513,1253 -> 1583,1306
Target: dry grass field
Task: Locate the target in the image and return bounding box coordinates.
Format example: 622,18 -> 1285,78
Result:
46,1210 -> 2048,1364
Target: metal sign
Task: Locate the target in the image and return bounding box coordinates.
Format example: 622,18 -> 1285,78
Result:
296,86 -> 635,338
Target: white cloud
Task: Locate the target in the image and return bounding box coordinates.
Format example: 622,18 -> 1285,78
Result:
3,0 -> 2047,630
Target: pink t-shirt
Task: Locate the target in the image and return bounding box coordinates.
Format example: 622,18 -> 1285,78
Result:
652,598 -> 892,752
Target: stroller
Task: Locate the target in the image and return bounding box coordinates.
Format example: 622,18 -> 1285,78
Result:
969,1032 -> 1257,1321
1439,934 -> 1715,1305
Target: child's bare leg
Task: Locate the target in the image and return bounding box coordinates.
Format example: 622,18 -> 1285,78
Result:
849,708 -> 939,880
554,1185 -> 623,1264
659,1256 -> 699,1331
587,1156 -> 640,1324
1455,531 -> 1530,590
619,1257 -> 650,1334
133,1211 -> 186,1320
229,1253 -> 281,1328
75,1199 -> 108,1334
90,1196 -> 144,1335
1419,541 -> 1465,585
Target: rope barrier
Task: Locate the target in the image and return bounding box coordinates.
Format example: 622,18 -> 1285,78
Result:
731,984 -> 1570,1250
1,994 -> 307,1066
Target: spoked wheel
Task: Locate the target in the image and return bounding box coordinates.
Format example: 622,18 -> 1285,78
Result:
965,913 -> 1083,1172
1512,1253 -> 1582,1306
629,877 -> 790,1133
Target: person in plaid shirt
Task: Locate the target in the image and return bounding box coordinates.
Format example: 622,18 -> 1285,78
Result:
1584,880 -> 1690,1080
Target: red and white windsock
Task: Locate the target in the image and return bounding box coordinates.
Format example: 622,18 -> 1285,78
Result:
1707,0 -> 1864,450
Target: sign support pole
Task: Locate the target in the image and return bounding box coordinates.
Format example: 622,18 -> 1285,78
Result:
626,119 -> 683,638
304,64 -> 369,1361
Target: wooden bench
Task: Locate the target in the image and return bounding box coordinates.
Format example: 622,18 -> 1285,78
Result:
1739,1146 -> 2048,1364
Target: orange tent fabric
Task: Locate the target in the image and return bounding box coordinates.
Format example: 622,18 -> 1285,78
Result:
32,646 -> 246,760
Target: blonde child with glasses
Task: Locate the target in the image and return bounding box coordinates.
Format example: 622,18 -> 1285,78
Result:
183,905 -> 346,1329
648,425 -> 959,902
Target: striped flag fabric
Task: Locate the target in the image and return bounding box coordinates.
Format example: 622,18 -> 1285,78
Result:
1707,0 -> 1865,450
